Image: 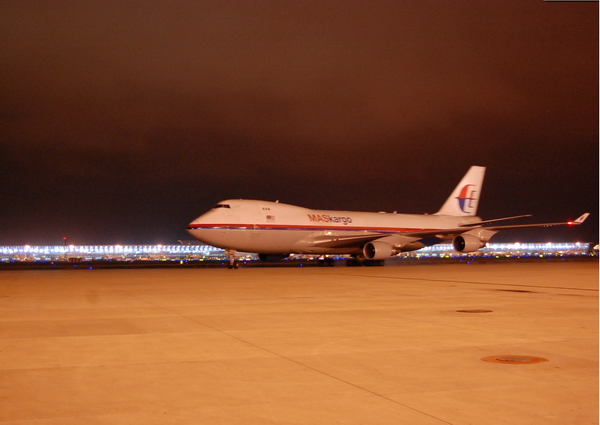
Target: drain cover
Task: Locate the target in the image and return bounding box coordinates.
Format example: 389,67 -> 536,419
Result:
456,309 -> 493,313
481,355 -> 548,364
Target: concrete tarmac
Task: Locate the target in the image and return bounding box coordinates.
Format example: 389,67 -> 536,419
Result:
0,261 -> 597,424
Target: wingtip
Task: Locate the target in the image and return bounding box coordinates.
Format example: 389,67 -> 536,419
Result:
569,213 -> 590,225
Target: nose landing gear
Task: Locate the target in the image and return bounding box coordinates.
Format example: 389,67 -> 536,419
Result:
226,250 -> 239,269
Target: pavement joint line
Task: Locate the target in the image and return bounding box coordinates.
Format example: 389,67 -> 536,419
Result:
188,319 -> 455,425
322,273 -> 599,293
1,280 -> 14,297
108,286 -> 454,425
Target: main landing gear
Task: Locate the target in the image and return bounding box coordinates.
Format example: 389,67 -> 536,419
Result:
318,257 -> 336,267
226,250 -> 239,269
346,256 -> 385,267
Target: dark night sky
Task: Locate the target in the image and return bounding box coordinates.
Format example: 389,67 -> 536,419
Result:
1,1 -> 598,245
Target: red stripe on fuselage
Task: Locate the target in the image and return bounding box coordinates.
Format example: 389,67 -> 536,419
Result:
187,223 -> 438,232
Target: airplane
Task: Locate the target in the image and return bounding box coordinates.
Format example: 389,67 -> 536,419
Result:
187,166 -> 589,268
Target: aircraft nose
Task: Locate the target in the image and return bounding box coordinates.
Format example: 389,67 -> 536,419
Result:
187,219 -> 205,241
187,216 -> 203,231
187,212 -> 213,243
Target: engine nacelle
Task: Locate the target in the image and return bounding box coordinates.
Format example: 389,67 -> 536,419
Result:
258,253 -> 288,262
453,234 -> 486,253
363,241 -> 394,260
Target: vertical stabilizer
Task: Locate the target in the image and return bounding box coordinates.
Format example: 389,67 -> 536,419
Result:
434,166 -> 486,216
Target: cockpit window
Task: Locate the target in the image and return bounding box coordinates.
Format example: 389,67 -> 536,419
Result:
213,204 -> 231,209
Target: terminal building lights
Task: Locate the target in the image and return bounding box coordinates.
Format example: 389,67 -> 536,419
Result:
0,242 -> 593,262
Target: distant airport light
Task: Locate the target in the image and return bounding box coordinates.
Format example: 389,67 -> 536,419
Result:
0,242 -> 592,262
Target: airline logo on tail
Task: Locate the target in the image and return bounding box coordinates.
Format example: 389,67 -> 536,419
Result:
456,184 -> 478,213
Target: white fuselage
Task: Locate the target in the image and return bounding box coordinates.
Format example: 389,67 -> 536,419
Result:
187,199 -> 479,255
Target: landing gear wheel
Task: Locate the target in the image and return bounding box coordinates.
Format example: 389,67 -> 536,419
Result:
318,257 -> 336,267
346,257 -> 384,266
226,250 -> 239,269
364,259 -> 385,266
346,258 -> 361,267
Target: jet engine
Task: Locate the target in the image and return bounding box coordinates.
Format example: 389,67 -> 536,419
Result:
363,241 -> 395,260
452,234 -> 486,253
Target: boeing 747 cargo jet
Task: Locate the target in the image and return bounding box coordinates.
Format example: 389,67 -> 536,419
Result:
187,166 -> 589,267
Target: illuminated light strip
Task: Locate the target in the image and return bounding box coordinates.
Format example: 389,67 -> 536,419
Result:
186,224 -> 437,233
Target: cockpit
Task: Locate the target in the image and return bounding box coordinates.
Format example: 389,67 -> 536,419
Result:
213,204 -> 231,209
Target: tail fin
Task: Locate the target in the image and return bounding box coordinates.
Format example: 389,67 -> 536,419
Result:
434,166 -> 486,216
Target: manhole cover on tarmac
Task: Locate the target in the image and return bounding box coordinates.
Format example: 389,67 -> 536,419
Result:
481,355 -> 548,364
456,309 -> 493,313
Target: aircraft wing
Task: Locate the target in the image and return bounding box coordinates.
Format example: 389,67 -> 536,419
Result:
474,212 -> 590,231
307,213 -> 589,249
458,214 -> 532,227
398,213 -> 590,238
309,232 -> 392,249
400,212 -> 589,236
307,227 -> 482,249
